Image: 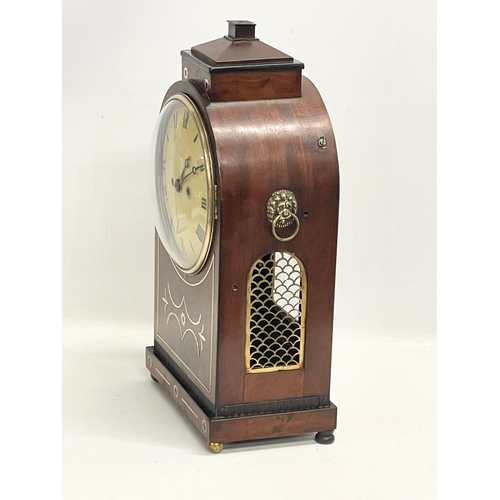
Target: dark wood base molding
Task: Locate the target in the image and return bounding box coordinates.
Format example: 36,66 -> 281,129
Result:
153,342 -> 216,416
146,347 -> 337,449
217,395 -> 331,418
153,343 -> 332,419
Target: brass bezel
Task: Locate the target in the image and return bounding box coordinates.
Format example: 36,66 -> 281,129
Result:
157,93 -> 216,276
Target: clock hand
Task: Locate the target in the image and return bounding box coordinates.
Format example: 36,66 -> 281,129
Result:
180,164 -> 205,183
174,157 -> 191,192
181,157 -> 191,175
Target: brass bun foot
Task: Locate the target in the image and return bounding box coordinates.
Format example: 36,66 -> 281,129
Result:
150,373 -> 159,383
207,442 -> 223,454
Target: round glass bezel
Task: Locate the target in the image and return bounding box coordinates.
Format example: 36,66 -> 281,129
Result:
150,93 -> 215,275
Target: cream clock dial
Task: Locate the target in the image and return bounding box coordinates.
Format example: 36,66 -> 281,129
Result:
151,94 -> 215,274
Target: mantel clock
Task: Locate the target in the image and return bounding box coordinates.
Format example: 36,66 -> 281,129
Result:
146,21 -> 340,453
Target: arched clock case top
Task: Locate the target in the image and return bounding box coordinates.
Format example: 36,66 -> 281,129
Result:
146,20 -> 339,452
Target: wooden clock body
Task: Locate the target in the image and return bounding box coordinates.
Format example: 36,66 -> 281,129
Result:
146,22 -> 339,451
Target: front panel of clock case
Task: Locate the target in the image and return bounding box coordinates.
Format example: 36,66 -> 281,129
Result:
152,81 -> 222,413
147,21 -> 339,448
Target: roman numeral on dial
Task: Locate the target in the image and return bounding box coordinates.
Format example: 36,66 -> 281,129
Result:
196,224 -> 205,243
201,197 -> 207,210
182,110 -> 190,128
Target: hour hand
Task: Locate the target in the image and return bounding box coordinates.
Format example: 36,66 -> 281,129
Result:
179,157 -> 190,180
174,157 -> 191,192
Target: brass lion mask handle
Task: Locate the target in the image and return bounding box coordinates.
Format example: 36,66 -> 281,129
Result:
266,190 -> 300,242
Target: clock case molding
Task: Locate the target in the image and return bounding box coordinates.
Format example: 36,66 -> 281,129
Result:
146,21 -> 340,448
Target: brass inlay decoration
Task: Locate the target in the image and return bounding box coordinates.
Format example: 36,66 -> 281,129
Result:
156,243 -> 215,394
162,283 -> 206,355
155,368 -> 171,386
181,398 -> 199,419
170,253 -> 213,286
246,251 -> 306,373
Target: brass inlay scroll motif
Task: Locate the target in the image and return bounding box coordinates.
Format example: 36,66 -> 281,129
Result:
162,283 -> 206,355
246,251 -> 306,373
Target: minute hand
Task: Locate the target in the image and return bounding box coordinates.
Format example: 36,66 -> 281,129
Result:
181,164 -> 205,183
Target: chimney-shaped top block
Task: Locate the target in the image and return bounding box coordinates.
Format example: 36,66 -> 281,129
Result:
226,20 -> 257,41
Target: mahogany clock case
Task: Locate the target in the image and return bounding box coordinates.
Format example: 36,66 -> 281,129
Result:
146,23 -> 340,449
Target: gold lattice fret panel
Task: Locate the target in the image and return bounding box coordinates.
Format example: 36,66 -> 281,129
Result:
246,251 -> 306,373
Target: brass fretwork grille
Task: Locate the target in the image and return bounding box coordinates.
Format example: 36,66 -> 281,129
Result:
246,251 -> 306,373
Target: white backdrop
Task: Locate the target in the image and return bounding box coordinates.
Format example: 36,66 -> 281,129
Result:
63,0 -> 436,335
62,2 -> 436,498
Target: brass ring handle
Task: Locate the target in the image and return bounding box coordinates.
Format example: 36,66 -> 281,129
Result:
271,212 -> 300,242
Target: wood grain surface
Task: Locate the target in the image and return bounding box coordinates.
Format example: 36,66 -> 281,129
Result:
152,69 -> 339,443
206,76 -> 340,405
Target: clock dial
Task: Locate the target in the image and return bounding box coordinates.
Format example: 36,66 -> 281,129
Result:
151,94 -> 215,274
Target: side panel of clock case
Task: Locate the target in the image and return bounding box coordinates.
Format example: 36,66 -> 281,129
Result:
208,76 -> 340,406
